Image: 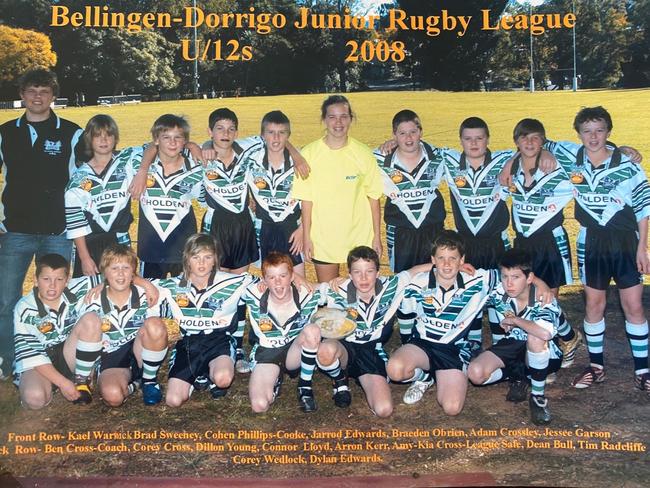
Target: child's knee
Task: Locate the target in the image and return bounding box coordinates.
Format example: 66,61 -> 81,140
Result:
467,363 -> 486,384
21,389 -> 51,410
371,400 -> 393,418
440,398 -> 464,416
100,385 -> 125,407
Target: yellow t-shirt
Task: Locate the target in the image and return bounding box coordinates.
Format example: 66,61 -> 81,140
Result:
291,137 -> 383,263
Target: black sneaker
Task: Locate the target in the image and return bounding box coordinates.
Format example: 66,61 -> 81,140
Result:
529,394 -> 552,425
208,382 -> 228,399
332,377 -> 351,408
193,376 -> 210,391
506,379 -> 529,403
298,387 -> 317,413
272,374 -> 284,401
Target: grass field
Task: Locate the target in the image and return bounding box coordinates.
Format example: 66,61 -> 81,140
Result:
1,89 -> 649,486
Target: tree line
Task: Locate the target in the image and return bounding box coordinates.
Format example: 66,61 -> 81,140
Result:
0,0 -> 648,102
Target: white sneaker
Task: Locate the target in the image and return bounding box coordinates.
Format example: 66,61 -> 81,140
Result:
235,349 -> 252,374
403,378 -> 435,405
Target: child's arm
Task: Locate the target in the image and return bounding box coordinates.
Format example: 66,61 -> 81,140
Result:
498,150 -> 557,186
301,201 -> 314,263
286,141 -> 310,179
288,223 -> 304,259
500,316 -> 552,341
73,236 -> 99,276
128,144 -> 157,200
637,217 -> 650,274
369,197 -> 382,257
34,363 -> 80,402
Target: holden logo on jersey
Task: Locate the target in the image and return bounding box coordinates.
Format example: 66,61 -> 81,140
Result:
43,139 -> 62,156
254,177 -> 267,189
80,178 -> 93,192
454,175 -> 467,188
176,292 -> 190,307
570,171 -> 584,184
101,316 -> 112,332
390,170 -> 403,184
145,174 -> 156,188
206,169 -> 219,181
38,321 -> 54,334
259,317 -> 273,332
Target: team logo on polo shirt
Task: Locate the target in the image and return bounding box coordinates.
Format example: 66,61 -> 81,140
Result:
253,177 -> 267,189
43,139 -> 62,156
390,170 -> 403,184
206,169 -> 219,180
508,183 -> 517,193
146,173 -> 156,188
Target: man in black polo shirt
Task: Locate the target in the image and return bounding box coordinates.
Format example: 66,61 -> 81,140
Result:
0,69 -> 83,379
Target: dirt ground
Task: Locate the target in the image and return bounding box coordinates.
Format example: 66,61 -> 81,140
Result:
0,285 -> 648,487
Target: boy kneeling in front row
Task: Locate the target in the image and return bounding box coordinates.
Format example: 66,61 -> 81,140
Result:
468,249 -> 563,425
14,254 -> 103,408
244,252 -> 322,413
79,244 -> 168,406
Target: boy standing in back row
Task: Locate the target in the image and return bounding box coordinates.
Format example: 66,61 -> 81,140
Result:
547,106 -> 650,391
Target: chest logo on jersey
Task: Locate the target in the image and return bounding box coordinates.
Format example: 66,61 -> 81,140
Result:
254,177 -> 267,189
80,178 -> 93,192
43,139 -> 62,156
146,174 -> 156,188
38,320 -> 54,334
570,171 -> 584,184
176,292 -> 190,307
259,317 -> 273,332
101,316 -> 112,332
508,183 -> 517,193
206,297 -> 224,311
206,169 -> 220,181
390,170 -> 404,184
454,175 -> 468,188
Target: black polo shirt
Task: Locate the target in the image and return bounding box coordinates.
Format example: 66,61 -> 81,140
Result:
0,112 -> 82,234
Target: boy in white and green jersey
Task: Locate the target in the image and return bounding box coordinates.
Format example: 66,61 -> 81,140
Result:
546,106 -> 650,392
246,111 -> 304,274
152,234 -> 253,407
468,249 -> 564,425
79,245 -> 168,407
136,115 -> 203,279
373,110 -> 446,275
244,252 -> 321,413
14,254 -> 103,408
317,246 -> 429,417
500,118 -> 579,366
